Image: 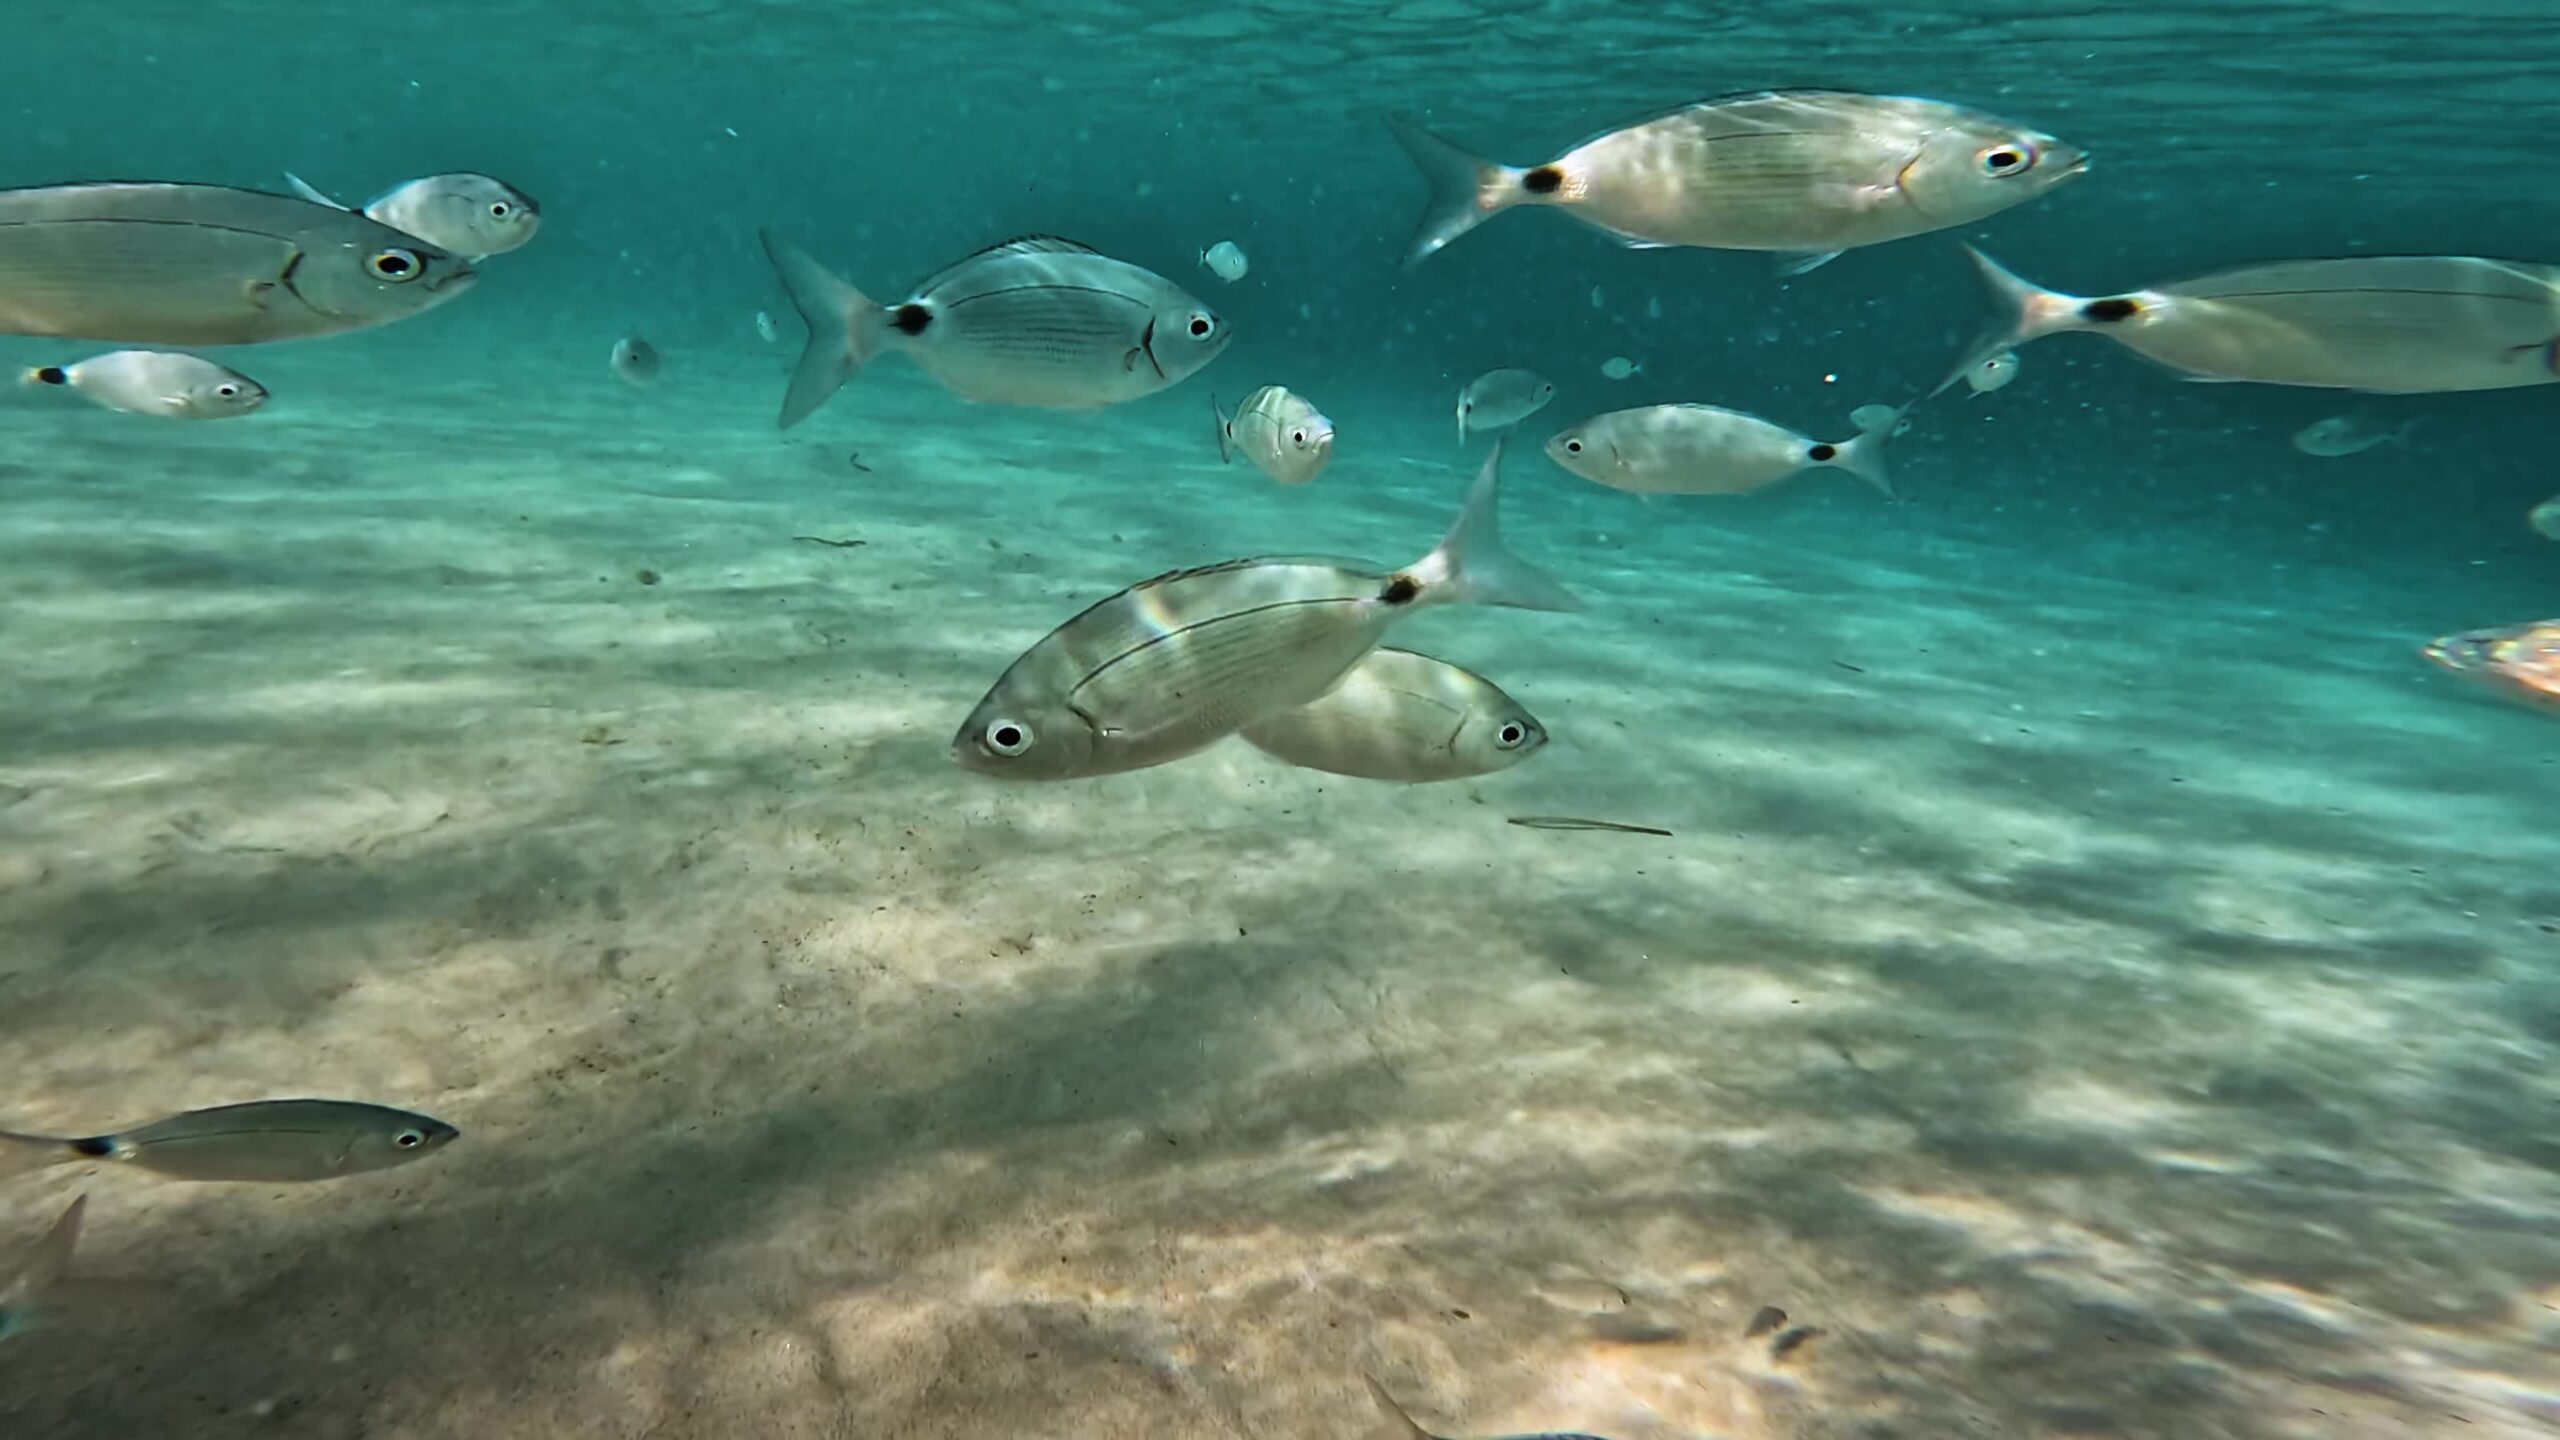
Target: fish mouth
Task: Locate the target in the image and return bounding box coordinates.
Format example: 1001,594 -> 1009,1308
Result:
429,264 -> 480,297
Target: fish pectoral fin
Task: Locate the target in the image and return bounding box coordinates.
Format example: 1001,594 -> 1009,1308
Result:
241,279 -> 276,309
1774,250 -> 1843,277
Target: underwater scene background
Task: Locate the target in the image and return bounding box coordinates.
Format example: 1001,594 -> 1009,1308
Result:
3,1 -> 2558,1437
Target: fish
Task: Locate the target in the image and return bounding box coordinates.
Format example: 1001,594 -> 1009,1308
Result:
1506,816 -> 1673,836
1384,90 -> 2086,269
1200,240 -> 1249,281
2291,414 -> 2417,457
1363,1374 -> 1617,1440
1238,647 -> 1546,782
1544,402 -> 1902,499
1213,385 -> 1333,485
24,350 -> 265,419
0,182 -> 475,345
0,1196 -> 84,1344
2422,621 -> 2560,712
1599,357 -> 1642,381
1742,1305 -> 1790,1339
1939,247 -> 2560,396
611,334 -> 663,387
1457,368 -> 1554,440
756,309 -> 781,344
2530,496 -> 2560,541
1965,349 -> 2020,395
759,232 -> 1229,428
1848,403 -> 1913,438
952,437 -> 1579,782
0,1099 -> 459,1183
283,171 -> 540,259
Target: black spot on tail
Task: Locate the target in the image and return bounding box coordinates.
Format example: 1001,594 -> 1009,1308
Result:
31,367 -> 65,386
1808,443 -> 1838,462
1381,574 -> 1422,605
69,1136 -> 114,1157
892,303 -> 932,336
2082,297 -> 2141,323
1523,166 -> 1563,195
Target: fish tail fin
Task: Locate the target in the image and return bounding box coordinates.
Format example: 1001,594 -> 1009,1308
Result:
1407,437 -> 1583,613
23,1193 -> 84,1293
1211,392 -> 1234,464
1825,406 -> 1904,500
1361,1375 -> 1443,1440
1931,246 -> 2091,398
281,171 -> 345,210
0,1132 -> 68,1181
760,230 -> 883,431
1383,112 -> 1526,269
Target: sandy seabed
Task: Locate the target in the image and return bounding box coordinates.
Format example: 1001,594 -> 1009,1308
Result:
1,345 -> 2557,1440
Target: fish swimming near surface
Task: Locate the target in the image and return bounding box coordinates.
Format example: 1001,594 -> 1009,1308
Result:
1938,246 -> 2560,396
24,350 -> 265,419
1457,367 -> 1554,440
0,1195 -> 84,1344
1545,402 -> 1903,499
2291,414 -> 2417,457
0,182 -> 475,345
1385,90 -> 2086,272
1239,647 -> 1546,782
1213,385 -> 1333,485
0,1099 -> 459,1183
2422,621 -> 2560,713
952,437 -> 1580,782
611,334 -> 663,387
758,231 -> 1229,428
1200,240 -> 1249,281
1362,1373 -> 1619,1440
283,171 -> 540,259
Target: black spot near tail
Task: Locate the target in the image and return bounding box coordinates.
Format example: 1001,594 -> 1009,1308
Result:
892,303 -> 932,336
69,1136 -> 114,1157
1381,574 -> 1422,605
1523,166 -> 1564,195
1808,443 -> 1838,462
2082,297 -> 2141,323
31,367 -> 66,386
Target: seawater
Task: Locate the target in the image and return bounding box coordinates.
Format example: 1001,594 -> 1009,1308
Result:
3,4 -> 2558,1439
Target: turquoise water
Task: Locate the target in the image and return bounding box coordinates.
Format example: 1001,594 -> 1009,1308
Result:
4,3 -> 2559,1438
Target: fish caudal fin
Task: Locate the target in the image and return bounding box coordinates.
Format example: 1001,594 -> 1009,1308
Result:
281,171 -> 347,210
1383,113 -> 1526,270
760,231 -> 883,431
1360,1375 -> 1444,1440
1821,405 -> 1905,501
1407,437 -> 1583,613
1210,392 -> 1234,464
1930,246 -> 2091,398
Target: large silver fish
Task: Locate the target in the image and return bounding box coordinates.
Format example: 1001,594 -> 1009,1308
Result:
0,183 -> 475,345
1457,367 -> 1554,441
284,170 -> 541,259
1387,90 -> 2086,272
25,350 -> 266,419
760,231 -> 1229,428
1544,402 -> 1902,499
0,1099 -> 459,1183
1240,648 -> 1546,782
1941,247 -> 2560,395
1213,385 -> 1333,485
953,438 -> 1580,781
0,1195 -> 83,1344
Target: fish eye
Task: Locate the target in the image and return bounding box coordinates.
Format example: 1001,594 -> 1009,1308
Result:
394,1129 -> 425,1148
215,383 -> 238,398
1564,439 -> 1584,454
368,247 -> 423,282
1495,721 -> 1528,750
1186,313 -> 1215,340
1979,143 -> 2037,177
982,718 -> 1033,757
489,201 -> 511,218
1291,429 -> 1307,444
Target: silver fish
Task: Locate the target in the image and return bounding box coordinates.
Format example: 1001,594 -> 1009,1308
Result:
2291,414 -> 2416,457
0,1195 -> 83,1344
1457,368 -> 1554,440
1213,385 -> 1333,485
1545,402 -> 1901,499
25,350 -> 265,419
1965,349 -> 2020,395
611,334 -> 663,387
1364,1374 -> 1618,1440
953,437 -> 1580,782
760,232 -> 1229,428
284,171 -> 540,259
1239,647 -> 1545,782
1942,247 -> 2560,395
0,183 -> 473,345
1386,90 -> 2086,270
0,1099 -> 459,1184
2530,496 -> 2560,541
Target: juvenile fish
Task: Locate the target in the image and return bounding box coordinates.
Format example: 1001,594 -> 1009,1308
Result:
1965,350 -> 2020,395
284,171 -> 540,259
611,334 -> 663,387
1240,648 -> 1545,782
1386,90 -> 2085,270
1599,356 -> 1642,381
1940,247 -> 2560,396
1214,385 -> 1333,485
1545,402 -> 1901,499
1363,1373 -> 1617,1440
759,231 -> 1228,428
1458,368 -> 1554,440
25,350 -> 265,419
1200,240 -> 1249,281
0,1196 -> 83,1344
2530,496 -> 2560,541
0,182 -> 474,345
0,1099 -> 459,1183
2292,415 -> 2416,457
2423,621 -> 2560,713
953,438 -> 1579,782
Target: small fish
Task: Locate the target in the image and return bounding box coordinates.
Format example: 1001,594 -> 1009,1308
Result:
1507,816 -> 1672,836
1363,1373 -> 1617,1440
953,438 -> 1579,782
759,232 -> 1228,428
2423,621 -> 2560,712
611,334 -> 663,387
25,350 -> 265,419
0,182 -> 474,345
0,1099 -> 459,1183
2529,496 -> 2560,540
1847,403 -> 1914,438
284,171 -> 540,259
1545,402 -> 1901,499
1213,385 -> 1334,485
1457,368 -> 1554,440
1965,349 -> 2020,395
1239,648 -> 1545,782
1200,240 -> 1249,281
1599,357 -> 1641,381
1771,1326 -> 1825,1361
756,309 -> 781,344
2291,415 -> 2417,457
1939,247 -> 2560,396
0,1195 -> 84,1344
1385,91 -> 2085,269
1742,1305 -> 1789,1339
1534,1276 -> 1632,1314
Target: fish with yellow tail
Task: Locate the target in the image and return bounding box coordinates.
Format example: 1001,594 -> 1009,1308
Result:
2423,621 -> 2560,713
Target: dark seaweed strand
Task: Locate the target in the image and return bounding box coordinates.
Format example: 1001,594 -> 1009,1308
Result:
1506,816 -> 1674,836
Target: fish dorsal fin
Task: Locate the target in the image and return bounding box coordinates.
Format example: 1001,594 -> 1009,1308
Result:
978,234 -> 1101,258
281,171 -> 350,210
